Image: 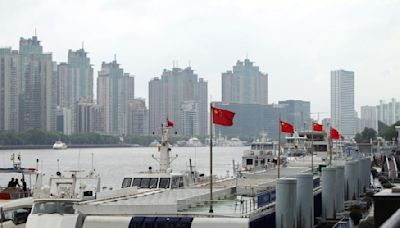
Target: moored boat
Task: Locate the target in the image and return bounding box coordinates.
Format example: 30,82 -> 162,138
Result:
52,141 -> 68,150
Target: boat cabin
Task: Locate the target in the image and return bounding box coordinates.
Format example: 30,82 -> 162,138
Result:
242,141 -> 277,171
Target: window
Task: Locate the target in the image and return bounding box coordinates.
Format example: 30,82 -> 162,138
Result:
32,201 -> 75,214
121,178 -> 132,188
171,177 -> 179,189
246,159 -> 253,165
159,178 -> 170,188
140,178 -> 150,188
132,178 -> 142,187
149,178 -> 159,188
178,177 -> 184,188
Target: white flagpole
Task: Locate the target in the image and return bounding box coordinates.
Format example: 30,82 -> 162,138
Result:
209,102 -> 214,213
278,118 -> 281,178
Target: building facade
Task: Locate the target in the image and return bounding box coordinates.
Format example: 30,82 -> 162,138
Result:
56,48 -> 94,135
222,59 -> 268,105
19,36 -> 56,131
68,49 -> 94,103
127,98 -> 149,136
0,48 -> 20,131
330,69 -> 355,137
377,99 -> 400,126
213,102 -> 289,139
149,67 -> 207,136
97,60 -> 134,135
278,100 -> 311,131
360,106 -> 378,131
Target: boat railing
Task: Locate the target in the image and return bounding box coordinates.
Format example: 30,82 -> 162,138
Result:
0,187 -> 32,199
178,197 -> 273,218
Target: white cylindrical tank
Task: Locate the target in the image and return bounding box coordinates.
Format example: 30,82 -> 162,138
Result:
361,157 -> 371,192
354,159 -> 363,196
345,160 -> 358,200
296,173 -> 313,228
322,167 -> 336,219
335,165 -> 345,212
276,178 -> 297,228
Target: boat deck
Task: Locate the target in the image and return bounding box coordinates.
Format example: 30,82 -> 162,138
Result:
75,157 -> 321,217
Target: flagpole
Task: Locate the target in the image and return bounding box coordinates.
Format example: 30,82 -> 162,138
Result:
329,126 -> 333,167
209,102 -> 213,213
311,124 -> 314,174
278,118 -> 281,179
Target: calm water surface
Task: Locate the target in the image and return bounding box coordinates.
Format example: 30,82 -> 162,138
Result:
0,146 -> 246,188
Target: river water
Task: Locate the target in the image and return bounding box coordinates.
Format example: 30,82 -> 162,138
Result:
0,146 -> 246,189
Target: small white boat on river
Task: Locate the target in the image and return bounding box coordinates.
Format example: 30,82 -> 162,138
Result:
52,141 -> 68,150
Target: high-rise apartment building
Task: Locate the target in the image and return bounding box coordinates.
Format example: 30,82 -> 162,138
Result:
68,49 -> 94,103
0,48 -> 20,131
360,106 -> 378,131
377,99 -> 400,126
222,59 -> 268,105
19,36 -> 56,131
331,69 -> 355,137
278,100 -> 311,131
149,67 -> 207,136
56,48 -> 94,135
97,60 -> 134,135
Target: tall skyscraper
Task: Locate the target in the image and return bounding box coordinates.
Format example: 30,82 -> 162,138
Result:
68,49 -> 94,103
97,60 -> 134,135
330,69 -> 355,137
0,48 -> 20,131
278,100 -> 311,131
377,99 -> 400,126
56,48 -> 94,135
222,59 -> 268,105
19,36 -> 56,131
360,106 -> 378,131
149,67 -> 207,136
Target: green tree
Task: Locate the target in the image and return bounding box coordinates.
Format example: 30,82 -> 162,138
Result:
355,128 -> 377,143
380,121 -> 400,141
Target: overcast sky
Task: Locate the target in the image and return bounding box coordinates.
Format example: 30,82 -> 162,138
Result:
1,0 -> 399,119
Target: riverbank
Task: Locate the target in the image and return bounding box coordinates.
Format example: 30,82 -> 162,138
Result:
0,144 -> 142,150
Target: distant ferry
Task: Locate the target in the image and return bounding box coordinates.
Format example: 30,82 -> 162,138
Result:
52,141 -> 68,150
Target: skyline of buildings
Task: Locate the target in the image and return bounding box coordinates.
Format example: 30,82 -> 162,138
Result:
1,35 -> 399,138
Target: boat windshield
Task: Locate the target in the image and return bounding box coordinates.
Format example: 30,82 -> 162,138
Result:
159,178 -> 170,188
32,201 -> 75,214
122,178 -> 132,188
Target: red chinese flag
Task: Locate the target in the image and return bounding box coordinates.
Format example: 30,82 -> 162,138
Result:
167,119 -> 174,127
280,120 -> 294,134
312,122 -> 323,132
330,128 -> 340,140
211,106 -> 235,126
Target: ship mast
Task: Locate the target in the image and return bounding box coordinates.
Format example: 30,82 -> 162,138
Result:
152,123 -> 177,173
